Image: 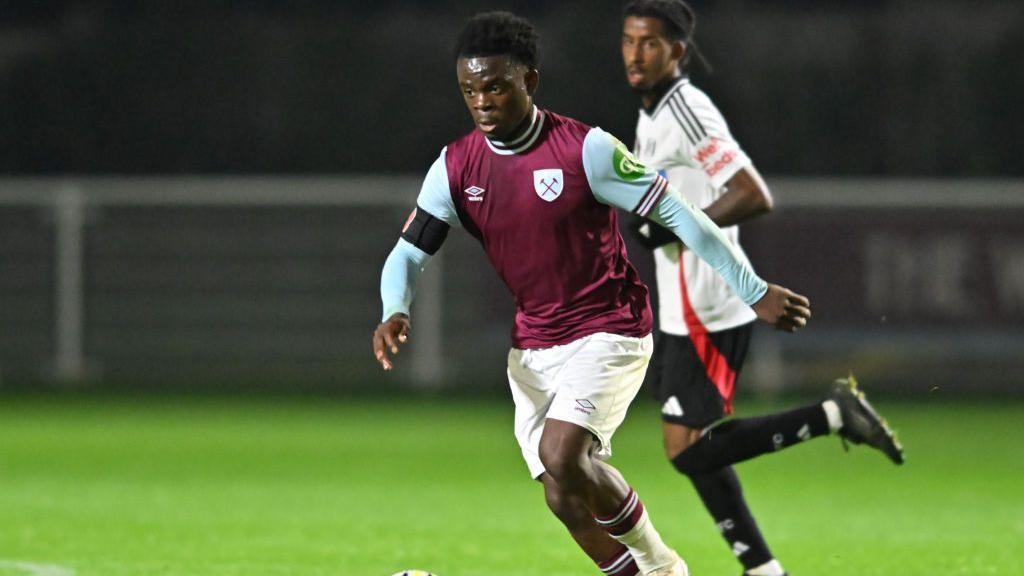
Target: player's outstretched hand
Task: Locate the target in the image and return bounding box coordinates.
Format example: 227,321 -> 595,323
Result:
373,313 -> 411,371
751,284 -> 811,333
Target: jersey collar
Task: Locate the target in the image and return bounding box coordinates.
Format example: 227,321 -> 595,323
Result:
484,106 -> 545,155
643,76 -> 690,118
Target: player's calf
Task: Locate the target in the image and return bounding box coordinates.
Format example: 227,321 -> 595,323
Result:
593,488 -> 688,576
667,375 -> 904,475
542,473 -> 641,575
539,420 -> 682,575
669,402 -> 832,475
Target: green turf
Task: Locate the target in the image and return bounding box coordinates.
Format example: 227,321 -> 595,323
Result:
0,395 -> 1021,575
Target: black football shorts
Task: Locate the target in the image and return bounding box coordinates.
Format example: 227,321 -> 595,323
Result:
645,322 -> 753,428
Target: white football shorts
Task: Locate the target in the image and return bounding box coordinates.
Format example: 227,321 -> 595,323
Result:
507,331 -> 654,479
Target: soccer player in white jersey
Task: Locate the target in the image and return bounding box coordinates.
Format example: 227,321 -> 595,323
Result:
620,2 -> 905,575
373,11 -> 818,576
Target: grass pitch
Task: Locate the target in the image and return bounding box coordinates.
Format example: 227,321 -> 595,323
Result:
0,394 -> 1021,575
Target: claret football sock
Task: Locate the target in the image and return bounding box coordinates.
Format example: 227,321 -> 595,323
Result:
671,404 -> 830,474
595,488 -> 677,573
597,544 -> 640,576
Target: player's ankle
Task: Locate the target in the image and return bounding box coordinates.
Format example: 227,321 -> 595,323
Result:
745,558 -> 786,575
822,399 -> 843,433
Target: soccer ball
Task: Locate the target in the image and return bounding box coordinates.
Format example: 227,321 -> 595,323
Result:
391,571 -> 436,576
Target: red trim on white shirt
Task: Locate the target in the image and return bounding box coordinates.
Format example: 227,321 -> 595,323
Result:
678,250 -> 737,414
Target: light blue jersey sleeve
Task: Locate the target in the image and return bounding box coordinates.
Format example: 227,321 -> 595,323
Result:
380,238 -> 431,321
583,127 -> 768,306
379,148 -> 456,322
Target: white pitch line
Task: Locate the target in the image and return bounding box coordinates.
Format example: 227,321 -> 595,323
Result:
0,560 -> 76,576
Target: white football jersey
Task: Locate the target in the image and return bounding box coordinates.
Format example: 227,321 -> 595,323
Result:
634,77 -> 757,335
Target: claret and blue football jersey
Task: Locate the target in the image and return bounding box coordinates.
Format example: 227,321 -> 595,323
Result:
395,104 -> 766,349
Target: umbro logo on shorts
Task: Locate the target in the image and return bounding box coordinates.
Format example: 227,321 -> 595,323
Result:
574,399 -> 596,415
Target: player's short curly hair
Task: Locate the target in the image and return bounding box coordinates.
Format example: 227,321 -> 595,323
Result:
623,0 -> 710,72
454,11 -> 539,69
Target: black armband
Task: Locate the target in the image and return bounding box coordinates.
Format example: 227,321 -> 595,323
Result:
401,205 -> 450,255
628,214 -> 679,250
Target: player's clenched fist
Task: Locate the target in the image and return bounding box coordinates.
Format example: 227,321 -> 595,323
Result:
373,313 -> 411,371
751,284 -> 811,333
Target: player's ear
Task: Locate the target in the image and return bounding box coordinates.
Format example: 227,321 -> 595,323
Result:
524,68 -> 540,96
671,40 -> 686,64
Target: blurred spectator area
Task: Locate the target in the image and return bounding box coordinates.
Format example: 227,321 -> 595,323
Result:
0,0 -> 1021,175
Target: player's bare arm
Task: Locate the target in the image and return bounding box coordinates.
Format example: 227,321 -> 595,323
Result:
373,313 -> 410,371
703,165 -> 773,228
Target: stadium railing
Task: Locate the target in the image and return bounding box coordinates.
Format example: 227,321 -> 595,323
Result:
1,177 -> 1021,396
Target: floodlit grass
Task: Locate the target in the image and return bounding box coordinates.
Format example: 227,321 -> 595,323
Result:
1,394 -> 1021,575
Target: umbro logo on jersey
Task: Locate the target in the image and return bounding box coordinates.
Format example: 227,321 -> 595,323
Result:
464,186 -> 485,202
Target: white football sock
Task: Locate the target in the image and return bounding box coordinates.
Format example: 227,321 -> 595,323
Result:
822,399 -> 843,433
613,508 -> 677,573
746,558 -> 786,575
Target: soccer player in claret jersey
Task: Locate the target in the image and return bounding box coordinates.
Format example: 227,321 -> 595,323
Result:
374,11 -> 812,576
620,2 -> 905,575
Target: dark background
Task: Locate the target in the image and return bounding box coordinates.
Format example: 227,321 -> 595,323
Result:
1,1 -> 1021,395
1,0 -> 1021,176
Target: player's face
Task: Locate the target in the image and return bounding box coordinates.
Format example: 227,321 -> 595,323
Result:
622,16 -> 682,90
456,55 -> 538,139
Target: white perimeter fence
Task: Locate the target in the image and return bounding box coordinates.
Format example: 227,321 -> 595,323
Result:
1,177 -> 1022,394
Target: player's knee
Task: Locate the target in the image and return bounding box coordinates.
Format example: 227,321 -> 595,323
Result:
543,483 -> 566,515
668,432 -> 713,476
663,423 -> 703,462
539,448 -> 590,490
664,434 -> 699,461
670,445 -> 704,475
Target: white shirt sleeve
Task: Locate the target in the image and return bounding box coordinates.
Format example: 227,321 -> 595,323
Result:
415,147 -> 459,227
671,88 -> 752,190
